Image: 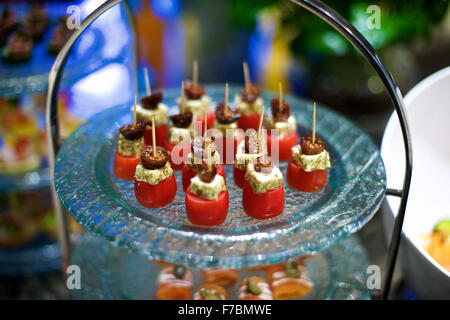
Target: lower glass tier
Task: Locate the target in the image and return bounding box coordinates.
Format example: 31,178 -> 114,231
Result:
71,232 -> 371,300
0,234 -> 61,276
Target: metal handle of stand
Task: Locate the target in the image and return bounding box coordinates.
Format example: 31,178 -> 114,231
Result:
290,0 -> 413,299
45,0 -> 138,270
46,0 -> 412,299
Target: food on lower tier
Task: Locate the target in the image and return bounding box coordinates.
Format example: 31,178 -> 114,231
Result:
426,219 -> 450,272
286,133 -> 331,192
266,259 -> 313,299
135,91 -> 168,146
0,101 -> 42,174
242,155 -> 284,219
266,94 -> 298,162
185,162 -> 229,226
238,277 -> 273,300
194,283 -> 227,300
233,130 -> 263,188
182,136 -> 225,191
113,121 -> 146,180
164,111 -> 194,170
48,16 -> 72,54
201,268 -> 239,286
2,30 -> 33,62
0,7 -> 17,35
212,84 -> 243,164
134,145 -> 177,208
156,265 -> 193,300
22,4 -> 48,42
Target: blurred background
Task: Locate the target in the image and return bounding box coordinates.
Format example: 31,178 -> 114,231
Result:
0,0 -> 449,299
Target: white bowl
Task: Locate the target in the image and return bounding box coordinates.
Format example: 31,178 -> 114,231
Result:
381,67 -> 450,298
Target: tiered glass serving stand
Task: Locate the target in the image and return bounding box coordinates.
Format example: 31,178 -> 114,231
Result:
47,0 -> 412,299
0,2 -> 130,275
56,86 -> 386,270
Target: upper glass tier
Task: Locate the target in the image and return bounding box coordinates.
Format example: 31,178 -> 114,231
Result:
55,85 -> 386,269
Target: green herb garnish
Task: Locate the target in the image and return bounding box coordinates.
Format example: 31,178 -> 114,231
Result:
173,265 -> 186,279
284,260 -> 301,278
200,288 -> 222,300
246,279 -> 262,295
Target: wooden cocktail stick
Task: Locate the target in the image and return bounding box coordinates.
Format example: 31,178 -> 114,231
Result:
193,60 -> 198,86
180,81 -> 185,114
225,83 -> 229,115
203,111 -> 207,140
243,61 -> 250,93
133,96 -> 137,125
312,102 -> 316,144
278,82 -> 283,114
257,104 -> 265,152
152,116 -> 156,157
144,68 -> 151,96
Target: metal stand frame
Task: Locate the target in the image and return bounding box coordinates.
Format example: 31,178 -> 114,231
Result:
45,0 -> 412,300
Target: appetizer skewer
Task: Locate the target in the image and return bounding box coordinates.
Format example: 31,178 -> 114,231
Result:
194,283 -> 227,300
242,154 -> 284,219
233,106 -> 266,188
240,107 -> 285,219
201,267 -> 239,287
235,62 -> 265,131
182,118 -> 226,191
286,103 -> 331,192
266,82 -> 298,162
212,83 -> 243,165
266,259 -> 313,300
178,61 -> 214,134
156,265 -> 193,300
136,68 -> 168,147
134,117 -> 177,208
0,6 -> 18,35
23,4 -> 48,42
238,277 -> 273,300
185,161 -> 229,226
2,30 -> 33,62
48,16 -> 72,54
164,82 -> 194,170
113,97 -> 146,180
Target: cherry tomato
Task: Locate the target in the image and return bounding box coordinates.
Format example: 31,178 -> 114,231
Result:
242,180 -> 284,219
134,174 -> 177,208
185,186 -> 229,226
144,123 -> 168,147
267,130 -> 298,162
164,140 -> 191,171
182,163 -> 226,191
113,150 -> 141,180
286,160 -> 327,192
233,166 -> 246,189
238,113 -> 261,132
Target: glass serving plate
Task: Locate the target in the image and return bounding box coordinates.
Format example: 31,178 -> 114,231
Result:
55,85 -> 386,269
71,231 -> 371,300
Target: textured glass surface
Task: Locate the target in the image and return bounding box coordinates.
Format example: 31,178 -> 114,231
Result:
55,85 -> 386,268
71,232 -> 370,300
0,29 -> 107,97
